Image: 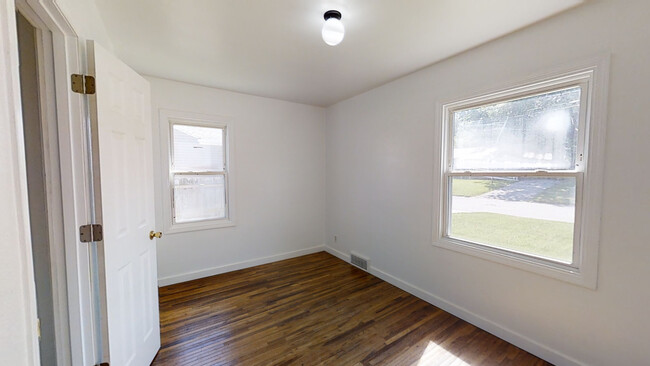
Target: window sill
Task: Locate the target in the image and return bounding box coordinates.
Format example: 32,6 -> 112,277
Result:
165,219 -> 235,234
432,237 -> 596,289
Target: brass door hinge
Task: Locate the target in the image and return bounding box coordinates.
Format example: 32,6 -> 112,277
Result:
71,74 -> 96,95
37,318 -> 41,339
79,224 -> 103,242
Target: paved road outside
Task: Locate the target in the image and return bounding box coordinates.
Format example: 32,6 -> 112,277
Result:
480,179 -> 559,201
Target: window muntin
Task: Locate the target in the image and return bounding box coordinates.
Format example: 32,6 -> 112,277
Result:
170,122 -> 228,224
443,81 -> 589,267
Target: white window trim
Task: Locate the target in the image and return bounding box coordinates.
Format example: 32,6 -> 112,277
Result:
159,109 -> 236,234
432,55 -> 610,289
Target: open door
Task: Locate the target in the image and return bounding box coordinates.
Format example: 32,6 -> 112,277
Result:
87,40 -> 160,366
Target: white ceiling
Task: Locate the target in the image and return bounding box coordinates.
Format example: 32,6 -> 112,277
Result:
95,0 -> 583,107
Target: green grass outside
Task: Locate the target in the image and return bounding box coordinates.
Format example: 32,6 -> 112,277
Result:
452,179 -> 511,197
451,212 -> 573,263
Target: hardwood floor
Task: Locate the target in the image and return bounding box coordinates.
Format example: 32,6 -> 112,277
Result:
152,252 -> 551,365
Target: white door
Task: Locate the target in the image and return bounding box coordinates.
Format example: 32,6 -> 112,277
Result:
88,40 -> 160,366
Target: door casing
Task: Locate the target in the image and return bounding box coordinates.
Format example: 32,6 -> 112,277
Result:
8,0 -> 104,364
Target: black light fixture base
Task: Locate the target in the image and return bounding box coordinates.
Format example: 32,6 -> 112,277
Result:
324,10 -> 342,21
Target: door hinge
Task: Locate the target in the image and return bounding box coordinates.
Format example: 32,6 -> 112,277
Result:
79,224 -> 103,242
71,74 -> 96,95
36,318 -> 41,339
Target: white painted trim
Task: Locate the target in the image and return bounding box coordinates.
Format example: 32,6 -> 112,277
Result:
0,1 -> 40,364
35,25 -> 71,366
432,55 -> 610,289
158,108 -> 238,235
12,1 -> 99,364
158,245 -> 325,286
165,219 -> 236,234
57,33 -> 98,366
324,245 -> 585,366
13,3 -> 72,364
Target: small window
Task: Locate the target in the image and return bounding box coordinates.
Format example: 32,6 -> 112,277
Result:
160,110 -> 235,233
435,64 -> 608,288
171,123 -> 227,223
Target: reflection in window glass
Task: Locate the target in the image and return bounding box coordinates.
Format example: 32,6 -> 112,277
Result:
452,87 -> 581,171
172,124 -> 224,172
449,176 -> 576,263
173,174 -> 226,223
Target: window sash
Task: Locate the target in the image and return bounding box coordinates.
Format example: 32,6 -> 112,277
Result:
441,76 -> 592,269
171,171 -> 229,224
441,171 -> 583,267
170,121 -> 227,173
169,121 -> 230,225
445,77 -> 591,174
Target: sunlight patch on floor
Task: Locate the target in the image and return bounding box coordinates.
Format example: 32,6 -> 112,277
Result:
417,341 -> 470,366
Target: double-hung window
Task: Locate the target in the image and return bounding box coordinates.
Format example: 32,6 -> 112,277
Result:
161,110 -> 235,233
435,65 -> 608,288
171,122 -> 228,223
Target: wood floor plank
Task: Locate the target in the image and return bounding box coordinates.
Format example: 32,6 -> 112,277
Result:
152,252 -> 552,365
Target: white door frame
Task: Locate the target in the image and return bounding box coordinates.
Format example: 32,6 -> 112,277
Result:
15,4 -> 70,364
3,0 -> 98,364
0,0 -> 40,364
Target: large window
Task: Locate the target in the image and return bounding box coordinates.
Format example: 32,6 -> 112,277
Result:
435,65 -> 608,288
160,110 -> 235,233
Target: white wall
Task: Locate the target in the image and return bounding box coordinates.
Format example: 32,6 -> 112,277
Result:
55,0 -> 113,49
148,77 -> 326,285
325,0 -> 650,365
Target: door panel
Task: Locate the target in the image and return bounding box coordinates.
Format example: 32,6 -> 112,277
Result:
88,40 -> 160,366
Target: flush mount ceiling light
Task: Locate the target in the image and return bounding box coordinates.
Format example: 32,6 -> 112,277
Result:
322,10 -> 344,46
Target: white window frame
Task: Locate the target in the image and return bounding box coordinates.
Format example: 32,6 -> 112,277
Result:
160,109 -> 236,234
433,57 -> 609,289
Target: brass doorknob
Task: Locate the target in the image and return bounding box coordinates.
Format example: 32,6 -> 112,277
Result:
149,231 -> 162,240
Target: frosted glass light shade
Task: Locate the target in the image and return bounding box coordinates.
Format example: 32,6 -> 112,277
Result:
322,18 -> 345,46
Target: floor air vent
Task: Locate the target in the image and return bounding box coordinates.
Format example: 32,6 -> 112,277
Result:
350,253 -> 368,270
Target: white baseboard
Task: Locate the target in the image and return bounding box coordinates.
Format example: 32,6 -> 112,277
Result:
158,245 -> 326,287
324,245 -> 584,366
